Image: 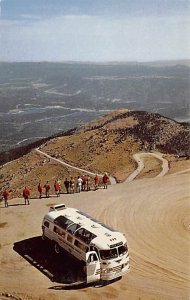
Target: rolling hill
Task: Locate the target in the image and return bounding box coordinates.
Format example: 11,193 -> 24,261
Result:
0,109 -> 189,198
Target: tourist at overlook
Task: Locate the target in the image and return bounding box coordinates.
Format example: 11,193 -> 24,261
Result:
23,186 -> 30,205
44,181 -> 51,198
57,179 -> 61,193
102,173 -> 109,189
86,175 -> 91,191
94,174 -> 99,191
82,175 -> 87,191
54,180 -> 60,197
38,182 -> 43,199
69,177 -> 75,193
2,188 -> 11,208
77,176 -> 83,193
64,178 -> 70,194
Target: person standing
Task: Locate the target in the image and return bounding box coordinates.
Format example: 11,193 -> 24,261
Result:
77,176 -> 82,193
23,186 -> 30,205
2,188 -> 10,207
86,175 -> 91,191
69,177 -> 75,194
64,178 -> 70,194
82,175 -> 87,191
102,173 -> 109,189
44,181 -> 50,198
57,179 -> 61,194
38,182 -> 43,199
54,180 -> 60,197
94,174 -> 99,191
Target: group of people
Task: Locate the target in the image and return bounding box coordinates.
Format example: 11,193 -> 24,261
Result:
2,186 -> 31,208
1,173 -> 110,208
38,173 -> 110,198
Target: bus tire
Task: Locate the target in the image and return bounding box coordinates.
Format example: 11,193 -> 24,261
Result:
54,242 -> 60,254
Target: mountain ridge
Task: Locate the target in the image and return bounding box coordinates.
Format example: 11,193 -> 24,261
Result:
1,108 -> 189,166
0,109 -> 189,198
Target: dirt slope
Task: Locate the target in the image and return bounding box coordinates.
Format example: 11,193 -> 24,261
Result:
1,109 -> 189,197
0,170 -> 189,300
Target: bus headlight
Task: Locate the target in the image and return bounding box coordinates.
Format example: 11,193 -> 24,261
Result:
102,268 -> 113,273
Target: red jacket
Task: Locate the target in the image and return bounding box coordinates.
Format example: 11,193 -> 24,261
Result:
103,175 -> 109,184
54,182 -> 60,191
23,188 -> 30,197
38,184 -> 42,193
94,175 -> 99,184
3,190 -> 9,200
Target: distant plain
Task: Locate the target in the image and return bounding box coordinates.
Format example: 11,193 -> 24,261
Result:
0,61 -> 189,152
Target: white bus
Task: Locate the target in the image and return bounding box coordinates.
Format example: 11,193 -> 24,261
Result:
42,204 -> 130,283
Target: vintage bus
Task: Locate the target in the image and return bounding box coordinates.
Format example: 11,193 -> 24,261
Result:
42,204 -> 130,283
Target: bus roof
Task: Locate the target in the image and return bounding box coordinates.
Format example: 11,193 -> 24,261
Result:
44,204 -> 126,249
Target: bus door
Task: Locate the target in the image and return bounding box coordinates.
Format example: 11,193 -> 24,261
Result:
86,251 -> 100,283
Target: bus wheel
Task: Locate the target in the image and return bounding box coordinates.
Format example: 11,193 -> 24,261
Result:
54,243 -> 60,254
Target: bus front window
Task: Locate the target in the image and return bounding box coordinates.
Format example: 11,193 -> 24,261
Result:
100,248 -> 118,260
118,243 -> 128,256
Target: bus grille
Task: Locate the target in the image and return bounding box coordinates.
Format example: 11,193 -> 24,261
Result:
112,265 -> 122,272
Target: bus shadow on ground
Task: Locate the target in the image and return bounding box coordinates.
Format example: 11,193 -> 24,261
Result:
49,276 -> 121,290
13,236 -> 86,285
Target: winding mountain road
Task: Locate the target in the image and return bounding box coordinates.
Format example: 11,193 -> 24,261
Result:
35,148 -> 117,184
125,152 -> 169,182
36,149 -> 169,184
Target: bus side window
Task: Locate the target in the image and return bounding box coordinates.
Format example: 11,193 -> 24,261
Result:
53,226 -> 59,233
75,228 -> 96,244
60,231 -> 66,238
67,235 -> 73,243
54,226 -> 66,237
74,239 -> 87,252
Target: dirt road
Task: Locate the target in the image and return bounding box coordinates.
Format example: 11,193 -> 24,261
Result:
125,152 -> 169,182
36,148 -> 117,184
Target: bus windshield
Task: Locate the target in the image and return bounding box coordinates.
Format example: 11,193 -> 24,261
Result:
100,248 -> 118,260
118,243 -> 128,256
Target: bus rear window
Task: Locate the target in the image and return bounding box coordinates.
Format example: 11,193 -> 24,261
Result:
75,228 -> 96,244
54,216 -> 73,229
100,249 -> 118,260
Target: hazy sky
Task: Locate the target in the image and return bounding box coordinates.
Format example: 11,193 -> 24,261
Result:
0,0 -> 189,62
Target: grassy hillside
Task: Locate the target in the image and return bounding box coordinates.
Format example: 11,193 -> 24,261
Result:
0,109 -> 189,198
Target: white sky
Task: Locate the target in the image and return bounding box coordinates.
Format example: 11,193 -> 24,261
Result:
0,0 -> 189,62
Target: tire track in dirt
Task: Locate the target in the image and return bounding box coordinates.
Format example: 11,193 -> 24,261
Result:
95,174 -> 190,299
